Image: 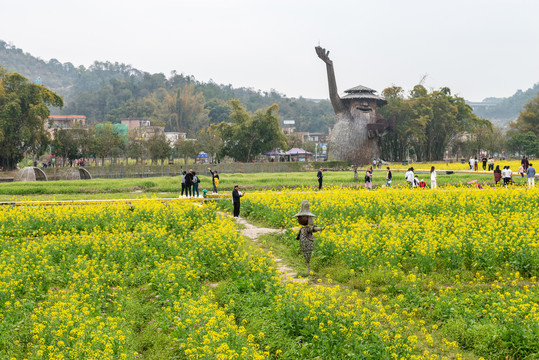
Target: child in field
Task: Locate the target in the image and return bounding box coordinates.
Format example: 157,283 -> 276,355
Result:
419,179 -> 426,188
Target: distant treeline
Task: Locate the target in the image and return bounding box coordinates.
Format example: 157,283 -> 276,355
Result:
0,40 -> 334,135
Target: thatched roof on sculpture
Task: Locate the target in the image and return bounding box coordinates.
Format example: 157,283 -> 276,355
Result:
341,85 -> 388,105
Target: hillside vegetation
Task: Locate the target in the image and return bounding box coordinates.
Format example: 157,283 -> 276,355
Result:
0,40 -> 333,134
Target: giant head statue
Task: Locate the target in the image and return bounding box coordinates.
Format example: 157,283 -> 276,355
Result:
315,46 -> 394,164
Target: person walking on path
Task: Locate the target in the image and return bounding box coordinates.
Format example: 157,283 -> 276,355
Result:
317,167 -> 323,190
469,156 -> 474,170
208,168 -> 219,194
430,166 -> 437,189
365,166 -> 373,189
527,163 -> 536,189
180,171 -> 187,197
294,200 -> 324,274
192,170 -> 200,197
474,157 -> 479,171
184,169 -> 193,197
386,167 -> 392,187
232,184 -> 245,218
482,157 -> 487,171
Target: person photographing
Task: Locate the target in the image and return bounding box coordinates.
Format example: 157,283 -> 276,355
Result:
232,184 -> 245,218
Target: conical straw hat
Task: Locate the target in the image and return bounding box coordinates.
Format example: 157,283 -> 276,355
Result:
293,200 -> 317,217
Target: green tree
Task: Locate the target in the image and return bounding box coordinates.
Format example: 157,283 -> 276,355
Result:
88,123 -> 125,166
379,85 -> 487,161
126,130 -> 147,164
509,92 -> 539,137
51,127 -> 83,165
507,131 -> 539,156
146,133 -> 171,165
197,126 -> 223,163
174,138 -> 198,165
152,85 -> 209,136
218,100 -> 286,162
0,68 -> 63,169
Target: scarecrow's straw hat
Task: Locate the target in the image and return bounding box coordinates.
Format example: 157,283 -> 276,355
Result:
293,200 -> 317,218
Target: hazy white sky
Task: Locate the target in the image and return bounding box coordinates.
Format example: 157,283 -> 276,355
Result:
1,0 -> 538,101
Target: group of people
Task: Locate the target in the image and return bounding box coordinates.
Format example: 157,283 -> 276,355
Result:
494,163 -> 536,188
180,168 -> 223,198
469,156 -> 496,171
180,169 -> 201,198
404,166 -> 437,189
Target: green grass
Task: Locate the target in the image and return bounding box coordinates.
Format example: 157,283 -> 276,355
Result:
1,170 -> 524,201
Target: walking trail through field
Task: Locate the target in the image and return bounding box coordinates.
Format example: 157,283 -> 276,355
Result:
233,216 -> 309,284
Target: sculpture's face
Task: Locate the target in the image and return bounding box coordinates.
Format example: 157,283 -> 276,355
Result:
349,99 -> 377,121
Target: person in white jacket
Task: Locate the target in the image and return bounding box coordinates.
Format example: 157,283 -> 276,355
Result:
405,167 -> 414,188
430,166 -> 437,189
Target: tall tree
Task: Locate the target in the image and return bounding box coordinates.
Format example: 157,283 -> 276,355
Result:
88,123 -> 125,166
0,68 -> 63,169
379,85 -> 485,161
197,126 -> 223,163
218,100 -> 286,162
152,84 -> 209,136
509,92 -> 539,137
146,133 -> 171,165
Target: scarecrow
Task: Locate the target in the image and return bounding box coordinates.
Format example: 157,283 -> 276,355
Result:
293,200 -> 324,274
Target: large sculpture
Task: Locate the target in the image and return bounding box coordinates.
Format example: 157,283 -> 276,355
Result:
315,46 -> 394,164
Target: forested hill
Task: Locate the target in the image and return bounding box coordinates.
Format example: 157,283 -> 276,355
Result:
0,40 -> 334,134
468,83 -> 539,129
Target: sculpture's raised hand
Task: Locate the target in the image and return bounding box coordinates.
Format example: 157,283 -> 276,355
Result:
315,46 -> 332,65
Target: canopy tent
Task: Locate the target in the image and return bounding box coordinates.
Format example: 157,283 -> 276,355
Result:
284,148 -> 313,162
197,152 -> 209,158
284,148 -> 312,155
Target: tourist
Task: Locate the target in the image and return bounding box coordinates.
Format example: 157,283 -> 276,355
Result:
405,167 -> 414,188
493,165 -> 502,185
180,171 -> 187,197
524,156 -> 530,170
365,167 -> 373,189
232,184 -> 245,218
482,156 -> 487,171
184,169 -> 193,197
518,164 -> 525,178
469,156 -> 474,170
386,167 -> 392,187
474,157 -> 479,171
502,166 -> 512,187
413,175 -> 420,188
208,168 -> 219,194
192,171 -> 200,197
527,163 -> 535,189
430,166 -> 437,189
317,167 -> 323,190
419,179 -> 426,188
488,157 -> 494,171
